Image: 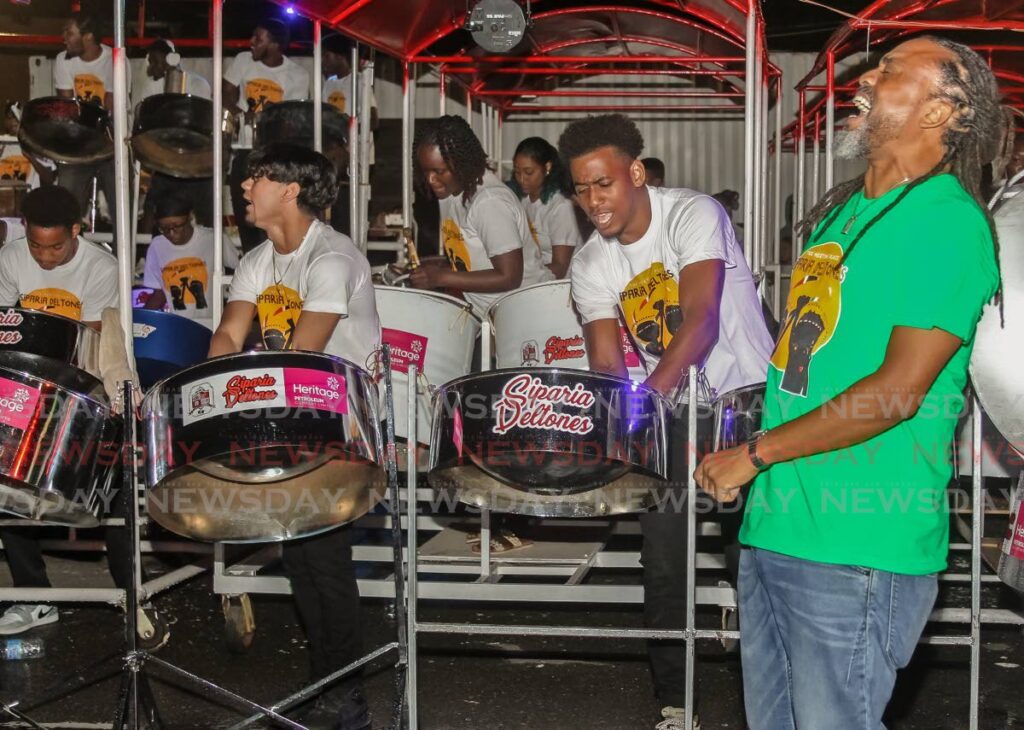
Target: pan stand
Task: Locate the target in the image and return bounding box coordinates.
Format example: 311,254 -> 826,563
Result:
2,381 -> 306,730
224,344 -> 410,730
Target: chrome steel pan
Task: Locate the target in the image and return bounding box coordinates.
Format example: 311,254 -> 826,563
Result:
428,367 -> 678,517
972,193 -> 1024,458
0,351 -> 112,526
0,307 -> 99,373
18,97 -> 113,164
131,93 -> 227,178
142,350 -> 384,542
713,383 -> 766,451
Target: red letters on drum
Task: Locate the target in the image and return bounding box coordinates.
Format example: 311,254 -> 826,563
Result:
492,374 -> 596,436
222,373 -> 279,408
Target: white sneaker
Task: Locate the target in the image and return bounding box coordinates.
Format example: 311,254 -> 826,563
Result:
0,604 -> 59,635
655,706 -> 700,730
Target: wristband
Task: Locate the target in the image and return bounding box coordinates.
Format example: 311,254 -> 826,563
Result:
747,430 -> 769,471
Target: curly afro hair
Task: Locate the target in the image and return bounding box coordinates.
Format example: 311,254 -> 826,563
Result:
557,114 -> 644,163
247,143 -> 339,215
414,115 -> 488,204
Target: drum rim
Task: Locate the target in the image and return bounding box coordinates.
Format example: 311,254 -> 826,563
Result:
6,305 -> 103,334
131,307 -> 218,333
0,359 -> 109,410
486,278 -> 572,321
373,285 -> 480,321
141,348 -> 374,398
712,381 -> 767,403
435,365 -> 668,403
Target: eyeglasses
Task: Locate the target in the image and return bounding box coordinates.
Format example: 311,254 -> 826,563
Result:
158,220 -> 190,236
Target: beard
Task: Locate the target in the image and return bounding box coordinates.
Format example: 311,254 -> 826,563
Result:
834,111 -> 902,160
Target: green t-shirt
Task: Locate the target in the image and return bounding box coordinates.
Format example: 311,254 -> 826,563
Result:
740,174 -> 999,575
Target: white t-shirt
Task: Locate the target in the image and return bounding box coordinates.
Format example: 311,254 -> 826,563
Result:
439,171 -> 553,318
143,226 -> 239,329
520,191 -> 582,267
324,71 -> 376,163
571,186 -> 772,399
137,70 -> 212,101
0,140 -> 53,189
0,236 -> 118,322
0,218 -> 24,246
228,219 -> 380,368
224,52 -> 310,148
53,45 -> 130,106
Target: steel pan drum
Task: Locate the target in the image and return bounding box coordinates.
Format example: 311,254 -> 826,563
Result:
489,280 -> 589,370
374,286 -> 479,444
18,97 -> 113,164
255,101 -> 347,154
133,309 -> 212,390
131,93 -> 228,178
0,307 -> 99,373
428,367 -> 674,517
142,351 -> 384,542
972,192 -> 1024,458
713,383 -> 766,451
0,351 -> 112,526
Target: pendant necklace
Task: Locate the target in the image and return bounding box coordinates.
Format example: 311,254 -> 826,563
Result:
842,177 -> 910,235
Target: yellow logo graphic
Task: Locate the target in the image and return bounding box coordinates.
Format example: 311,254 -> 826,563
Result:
0,154 -> 31,182
619,262 -> 681,357
527,218 -> 541,248
74,73 -> 106,105
244,78 -> 284,114
20,288 -> 83,320
327,90 -> 346,113
161,257 -> 209,311
256,284 -> 302,350
771,241 -> 845,396
441,218 -> 471,272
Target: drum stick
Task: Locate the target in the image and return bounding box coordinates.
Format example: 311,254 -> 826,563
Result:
403,227 -> 421,270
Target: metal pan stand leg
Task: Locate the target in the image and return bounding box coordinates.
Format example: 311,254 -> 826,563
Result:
405,365 -> 420,730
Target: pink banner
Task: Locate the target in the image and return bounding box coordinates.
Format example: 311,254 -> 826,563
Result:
1009,500 -> 1024,561
0,376 -> 40,432
283,368 -> 348,415
382,328 -> 428,374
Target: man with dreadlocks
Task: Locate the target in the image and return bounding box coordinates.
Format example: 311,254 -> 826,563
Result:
411,115 -> 552,318
696,36 -> 1002,728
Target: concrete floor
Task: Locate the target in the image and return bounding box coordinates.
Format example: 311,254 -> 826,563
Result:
0,550 -> 1022,729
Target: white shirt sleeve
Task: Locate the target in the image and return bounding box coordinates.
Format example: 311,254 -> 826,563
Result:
470,192 -> 526,259
223,53 -> 247,90
548,198 -> 583,248
0,247 -> 20,306
570,249 -> 619,324
227,250 -> 260,303
302,252 -> 352,316
142,240 -> 163,289
667,194 -> 737,272
81,255 -> 119,322
53,52 -> 73,92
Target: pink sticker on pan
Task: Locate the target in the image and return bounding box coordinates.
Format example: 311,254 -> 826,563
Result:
382,328 -> 428,374
453,407 -> 464,458
620,326 -> 641,368
283,368 -> 348,414
1008,500 -> 1024,560
0,376 -> 40,432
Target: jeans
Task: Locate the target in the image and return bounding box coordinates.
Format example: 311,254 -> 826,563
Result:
739,548 -> 938,730
281,524 -> 363,683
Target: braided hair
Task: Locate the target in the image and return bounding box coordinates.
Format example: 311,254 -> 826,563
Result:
414,115 -> 489,206
798,36 -> 1009,309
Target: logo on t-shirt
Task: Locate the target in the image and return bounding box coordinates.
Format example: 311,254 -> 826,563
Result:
245,78 -> 284,113
0,154 -> 30,182
527,218 -> 541,248
772,241 -> 845,397
327,90 -> 346,113
619,262 -> 681,357
20,288 -> 83,321
441,218 -> 471,272
256,283 -> 302,350
162,257 -> 209,311
74,73 -> 106,105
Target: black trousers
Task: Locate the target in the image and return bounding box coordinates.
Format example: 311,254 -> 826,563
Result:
639,411 -> 743,708
228,150 -> 267,254
281,524 -> 363,684
58,160 -> 118,228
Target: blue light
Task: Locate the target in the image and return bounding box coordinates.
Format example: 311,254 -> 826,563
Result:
285,5 -> 296,14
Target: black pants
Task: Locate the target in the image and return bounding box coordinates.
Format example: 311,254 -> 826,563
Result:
639,411 -> 743,708
0,481 -> 138,592
228,150 -> 266,254
281,525 -> 363,684
58,160 -> 118,228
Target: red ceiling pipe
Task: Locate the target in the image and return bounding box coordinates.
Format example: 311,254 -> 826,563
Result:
505,103 -> 743,112
412,54 -> 748,64
440,66 -> 747,76
477,89 -> 744,98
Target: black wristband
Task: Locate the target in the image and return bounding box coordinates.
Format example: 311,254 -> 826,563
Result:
747,430 -> 769,471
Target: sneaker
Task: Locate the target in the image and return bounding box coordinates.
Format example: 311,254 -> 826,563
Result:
0,604 -> 58,635
136,605 -> 170,651
656,705 -> 701,730
300,685 -> 371,730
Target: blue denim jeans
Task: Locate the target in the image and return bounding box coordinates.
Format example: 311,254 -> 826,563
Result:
739,548 -> 938,730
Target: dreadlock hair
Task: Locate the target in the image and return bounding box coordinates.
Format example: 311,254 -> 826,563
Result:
508,136 -> 573,204
414,115 -> 489,205
798,36 -> 1008,312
